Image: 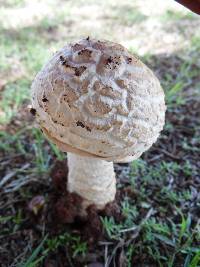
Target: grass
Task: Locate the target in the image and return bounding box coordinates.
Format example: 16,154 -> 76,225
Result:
0,79 -> 30,124
1,0 -> 25,7
161,9 -> 198,22
101,213 -> 200,267
0,0 -> 200,266
111,5 -> 147,25
100,163 -> 200,266
17,234 -> 49,267
16,233 -> 88,267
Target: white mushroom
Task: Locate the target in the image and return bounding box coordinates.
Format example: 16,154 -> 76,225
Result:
31,38 -> 166,212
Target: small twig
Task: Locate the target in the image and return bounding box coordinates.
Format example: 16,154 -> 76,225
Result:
0,171 -> 16,188
105,208 -> 155,267
99,241 -> 114,246
0,198 -> 22,209
119,208 -> 154,234
125,208 -> 155,247
0,163 -> 30,188
157,148 -> 181,160
9,245 -> 30,267
0,153 -> 23,165
105,240 -> 125,267
119,225 -> 138,233
147,154 -> 163,163
4,175 -> 35,192
104,244 -> 108,267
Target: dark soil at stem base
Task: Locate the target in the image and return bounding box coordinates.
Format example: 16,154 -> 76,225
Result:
49,159 -> 123,237
39,160 -> 124,267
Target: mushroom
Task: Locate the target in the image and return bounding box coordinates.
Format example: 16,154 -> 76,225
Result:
31,38 -> 166,213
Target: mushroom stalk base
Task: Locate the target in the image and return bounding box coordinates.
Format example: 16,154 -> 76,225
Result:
67,152 -> 116,210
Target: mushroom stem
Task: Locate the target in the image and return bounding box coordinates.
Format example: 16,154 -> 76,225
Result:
67,152 -> 116,210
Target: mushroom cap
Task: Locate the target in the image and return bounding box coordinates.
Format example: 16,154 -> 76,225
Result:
31,38 -> 166,162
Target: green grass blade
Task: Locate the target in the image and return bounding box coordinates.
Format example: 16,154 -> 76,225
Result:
153,233 -> 176,247
18,234 -> 48,267
189,251 -> 200,267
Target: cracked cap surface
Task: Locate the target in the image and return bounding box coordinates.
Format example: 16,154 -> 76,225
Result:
31,38 -> 166,162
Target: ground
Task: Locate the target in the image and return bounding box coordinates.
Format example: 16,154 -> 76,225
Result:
0,0 -> 200,266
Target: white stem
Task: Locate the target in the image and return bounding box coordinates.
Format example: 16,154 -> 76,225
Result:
67,152 -> 116,210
